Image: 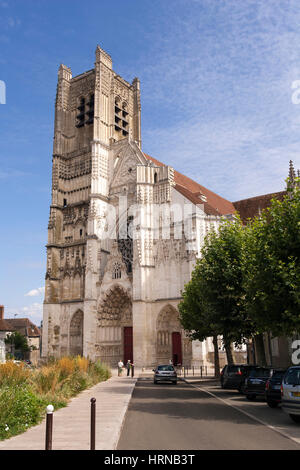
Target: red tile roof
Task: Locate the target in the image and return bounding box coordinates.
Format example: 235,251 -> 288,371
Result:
144,153 -> 236,216
233,191 -> 286,224
0,318 -> 40,337
0,319 -> 13,332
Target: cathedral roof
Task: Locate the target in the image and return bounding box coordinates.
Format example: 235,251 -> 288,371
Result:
233,191 -> 286,224
143,153 -> 236,216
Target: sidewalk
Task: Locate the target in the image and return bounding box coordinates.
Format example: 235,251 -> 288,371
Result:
0,367 -> 138,450
180,375 -> 220,385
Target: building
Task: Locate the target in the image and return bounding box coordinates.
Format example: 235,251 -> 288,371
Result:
41,45 -> 297,369
42,45 -> 241,368
0,305 -> 41,364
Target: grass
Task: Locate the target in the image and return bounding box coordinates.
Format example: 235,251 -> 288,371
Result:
0,357 -> 111,440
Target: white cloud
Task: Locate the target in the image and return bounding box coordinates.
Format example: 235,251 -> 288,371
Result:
0,169 -> 32,179
25,287 -> 45,297
143,115 -> 300,201
134,1 -> 300,201
5,303 -> 43,325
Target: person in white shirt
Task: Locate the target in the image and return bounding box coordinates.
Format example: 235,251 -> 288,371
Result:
118,360 -> 124,376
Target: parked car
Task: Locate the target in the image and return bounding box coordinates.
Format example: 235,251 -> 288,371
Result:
244,367 -> 272,400
153,364 -> 177,385
281,366 -> 300,423
265,369 -> 286,408
220,364 -> 256,392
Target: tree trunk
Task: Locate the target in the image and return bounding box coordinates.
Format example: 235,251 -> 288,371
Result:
213,335 -> 220,378
253,334 -> 267,366
224,336 -> 234,365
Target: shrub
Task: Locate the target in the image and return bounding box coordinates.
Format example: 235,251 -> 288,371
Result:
93,360 -> 111,381
0,357 -> 111,441
0,361 -> 30,387
57,357 -> 75,379
0,384 -> 46,440
32,365 -> 60,395
75,356 -> 89,373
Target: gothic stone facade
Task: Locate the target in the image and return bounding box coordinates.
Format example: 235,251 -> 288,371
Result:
42,46 -> 237,367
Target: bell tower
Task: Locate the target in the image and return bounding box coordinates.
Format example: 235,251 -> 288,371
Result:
42,45 -> 141,358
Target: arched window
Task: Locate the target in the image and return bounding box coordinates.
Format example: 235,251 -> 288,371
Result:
118,216 -> 133,274
112,262 -> 121,279
114,97 -> 128,136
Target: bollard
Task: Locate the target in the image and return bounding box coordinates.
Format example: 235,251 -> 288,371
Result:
45,405 -> 54,450
193,366 -> 194,376
90,398 -> 96,450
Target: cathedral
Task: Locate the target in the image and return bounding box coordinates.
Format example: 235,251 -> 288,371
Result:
42,46 -> 249,368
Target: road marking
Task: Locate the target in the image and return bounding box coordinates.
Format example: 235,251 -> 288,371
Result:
182,380 -> 300,447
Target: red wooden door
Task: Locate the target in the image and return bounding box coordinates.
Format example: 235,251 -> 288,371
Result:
172,332 -> 182,366
124,327 -> 133,364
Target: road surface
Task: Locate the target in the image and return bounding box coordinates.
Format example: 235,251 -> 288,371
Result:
117,376 -> 300,450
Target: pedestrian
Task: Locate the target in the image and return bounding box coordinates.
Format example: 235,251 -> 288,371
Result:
118,359 -> 124,376
126,359 -> 131,376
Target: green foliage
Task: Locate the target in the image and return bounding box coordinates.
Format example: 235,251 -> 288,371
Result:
244,181 -> 300,336
179,215 -> 255,352
0,385 -> 46,440
180,179 -> 300,357
0,358 -> 111,440
5,331 -> 30,353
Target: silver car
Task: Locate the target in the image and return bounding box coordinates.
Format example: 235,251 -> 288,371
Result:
153,364 -> 177,385
281,366 -> 300,423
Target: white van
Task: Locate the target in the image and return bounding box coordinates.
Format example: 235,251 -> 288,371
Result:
281,367 -> 300,423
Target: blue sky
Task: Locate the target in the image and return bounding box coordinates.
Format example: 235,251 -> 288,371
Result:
1,0 -> 300,325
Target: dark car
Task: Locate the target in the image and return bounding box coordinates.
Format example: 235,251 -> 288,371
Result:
244,367 -> 272,400
153,364 -> 177,385
220,364 -> 256,392
265,369 -> 286,408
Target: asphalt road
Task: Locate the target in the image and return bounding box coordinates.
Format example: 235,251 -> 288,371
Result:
117,377 -> 300,450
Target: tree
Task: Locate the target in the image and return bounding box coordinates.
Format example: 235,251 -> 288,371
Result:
244,180 -> 300,338
179,215 -> 255,366
179,263 -> 221,376
5,331 -> 30,356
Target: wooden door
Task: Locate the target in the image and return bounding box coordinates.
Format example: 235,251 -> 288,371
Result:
124,327 -> 133,364
172,332 -> 182,366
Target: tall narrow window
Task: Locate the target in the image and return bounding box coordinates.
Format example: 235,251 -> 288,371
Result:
76,97 -> 85,128
121,102 -> 129,136
114,98 -> 129,137
118,215 -> 133,274
86,94 -> 94,125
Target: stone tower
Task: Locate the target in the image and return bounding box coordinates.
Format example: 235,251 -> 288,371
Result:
43,45 -> 239,369
42,46 -> 141,359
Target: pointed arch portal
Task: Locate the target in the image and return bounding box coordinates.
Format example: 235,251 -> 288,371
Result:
156,305 -> 192,366
69,310 -> 83,356
97,285 -> 132,366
